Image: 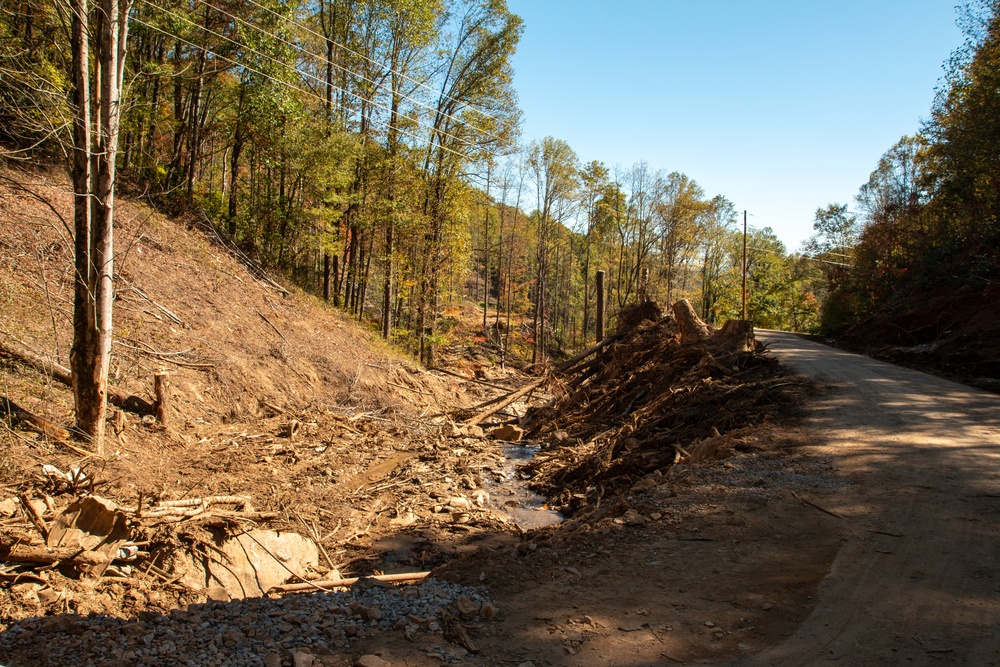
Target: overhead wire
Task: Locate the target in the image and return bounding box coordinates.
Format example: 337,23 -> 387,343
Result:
746,244 -> 853,267
241,0 -> 501,128
130,15 -> 471,161
135,0 -> 479,151
195,0 -> 499,144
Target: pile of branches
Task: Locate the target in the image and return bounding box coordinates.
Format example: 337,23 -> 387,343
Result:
522,300 -> 799,514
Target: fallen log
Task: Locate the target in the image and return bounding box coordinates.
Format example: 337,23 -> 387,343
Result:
0,543 -> 110,567
0,337 -> 73,386
464,376 -> 547,426
19,494 -> 49,540
0,338 -> 155,416
431,367 -> 512,392
555,334 -> 621,374
268,571 -> 431,595
1,396 -> 70,441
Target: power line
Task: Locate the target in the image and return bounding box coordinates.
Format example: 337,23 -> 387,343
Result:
136,0 -> 477,150
194,0 -> 496,145
808,250 -> 855,259
241,0 -> 500,129
800,255 -> 853,268
130,16 -> 471,161
745,245 -> 853,268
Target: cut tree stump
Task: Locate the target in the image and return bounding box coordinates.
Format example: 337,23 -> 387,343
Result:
154,370 -> 170,427
712,319 -> 755,353
672,299 -> 712,344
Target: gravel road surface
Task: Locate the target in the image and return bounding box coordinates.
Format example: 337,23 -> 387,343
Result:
748,330 -> 1000,666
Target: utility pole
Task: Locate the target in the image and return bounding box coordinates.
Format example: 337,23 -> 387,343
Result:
741,210 -> 748,321
595,270 -> 605,343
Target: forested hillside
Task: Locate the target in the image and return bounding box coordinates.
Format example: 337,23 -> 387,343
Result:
807,1 -> 1000,384
0,0 -> 823,376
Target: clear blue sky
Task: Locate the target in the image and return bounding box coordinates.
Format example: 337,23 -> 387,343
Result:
505,0 -> 965,250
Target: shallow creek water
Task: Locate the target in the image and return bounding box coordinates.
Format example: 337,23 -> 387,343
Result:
485,444 -> 563,530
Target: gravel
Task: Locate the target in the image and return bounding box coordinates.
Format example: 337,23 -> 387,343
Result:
0,578 -> 493,667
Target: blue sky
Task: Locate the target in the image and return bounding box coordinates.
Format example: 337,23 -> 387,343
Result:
505,1 -> 966,250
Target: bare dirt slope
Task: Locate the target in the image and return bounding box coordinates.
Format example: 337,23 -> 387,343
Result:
749,330 -> 1000,667
0,167 -> 464,429
836,283 -> 1000,393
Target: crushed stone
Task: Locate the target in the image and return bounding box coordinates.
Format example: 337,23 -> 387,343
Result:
0,578 -> 492,667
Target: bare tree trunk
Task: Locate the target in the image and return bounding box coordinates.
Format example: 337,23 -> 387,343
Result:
357,231 -> 374,321
381,221 -> 393,338
595,270 -> 605,343
331,253 -> 341,307
323,252 -> 332,301
227,85 -> 245,235
482,161 -> 491,332
70,0 -> 131,452
69,0 -> 93,440
186,34 -> 207,199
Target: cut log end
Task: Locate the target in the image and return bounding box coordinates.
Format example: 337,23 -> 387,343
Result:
672,299 -> 712,344
712,320 -> 755,353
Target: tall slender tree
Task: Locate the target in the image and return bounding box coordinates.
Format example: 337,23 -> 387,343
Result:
69,0 -> 133,450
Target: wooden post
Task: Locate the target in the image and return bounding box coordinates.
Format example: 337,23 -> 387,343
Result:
595,270 -> 605,343
741,210 -> 748,321
154,370 -> 169,428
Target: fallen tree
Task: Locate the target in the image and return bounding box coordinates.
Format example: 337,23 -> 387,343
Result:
0,337 -> 155,416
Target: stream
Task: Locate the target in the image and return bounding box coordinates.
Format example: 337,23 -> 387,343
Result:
486,444 -> 563,530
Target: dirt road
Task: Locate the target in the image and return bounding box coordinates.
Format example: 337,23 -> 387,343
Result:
749,331 -> 1000,666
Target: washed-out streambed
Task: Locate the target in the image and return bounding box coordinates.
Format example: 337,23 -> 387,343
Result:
486,443 -> 562,530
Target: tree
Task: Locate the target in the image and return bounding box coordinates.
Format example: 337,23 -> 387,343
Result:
655,171 -> 707,305
578,160 -> 609,343
699,195 -> 736,322
924,0 -> 1000,242
527,136 -> 578,362
69,0 -> 133,450
415,0 -> 522,365
804,203 -> 859,257
854,135 -> 928,301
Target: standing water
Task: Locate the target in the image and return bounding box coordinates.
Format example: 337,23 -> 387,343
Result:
486,444 -> 563,529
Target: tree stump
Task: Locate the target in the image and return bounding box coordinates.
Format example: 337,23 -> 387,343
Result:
153,371 -> 169,428
713,320 -> 755,353
672,299 -> 712,344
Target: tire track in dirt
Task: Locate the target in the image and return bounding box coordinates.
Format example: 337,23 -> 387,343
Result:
747,330 -> 1000,667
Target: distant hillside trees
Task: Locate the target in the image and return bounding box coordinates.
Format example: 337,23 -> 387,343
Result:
2,0 -> 826,387
818,1 -> 1000,335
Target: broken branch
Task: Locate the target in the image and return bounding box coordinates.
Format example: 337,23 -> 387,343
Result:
268,571 -> 431,595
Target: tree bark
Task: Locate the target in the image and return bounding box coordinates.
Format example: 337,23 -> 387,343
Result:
227,85 -> 245,234
154,370 -> 169,428
323,252 -> 332,301
673,298 -> 712,344
69,0 -> 130,453
381,221 -> 393,338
